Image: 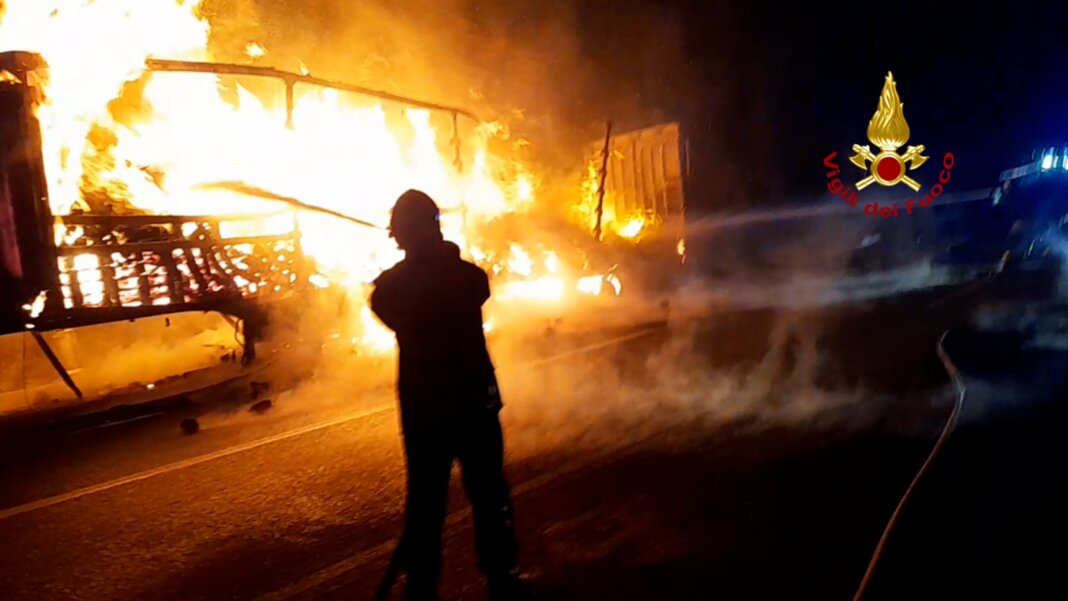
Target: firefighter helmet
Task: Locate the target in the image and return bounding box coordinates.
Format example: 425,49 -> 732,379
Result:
389,189 -> 440,239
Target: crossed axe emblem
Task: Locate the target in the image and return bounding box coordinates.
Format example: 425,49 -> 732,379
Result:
849,144 -> 928,191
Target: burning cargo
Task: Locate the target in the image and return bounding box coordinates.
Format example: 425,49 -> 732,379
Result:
1,1 -> 673,417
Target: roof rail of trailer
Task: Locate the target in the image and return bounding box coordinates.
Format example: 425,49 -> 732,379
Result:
144,59 -> 481,127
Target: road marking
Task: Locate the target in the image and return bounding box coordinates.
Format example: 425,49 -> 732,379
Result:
0,402 -> 393,522
0,325 -> 663,523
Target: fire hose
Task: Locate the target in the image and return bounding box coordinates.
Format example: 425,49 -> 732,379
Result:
851,330 -> 966,601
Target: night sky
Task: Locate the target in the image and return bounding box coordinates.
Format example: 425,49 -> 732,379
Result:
574,0 -> 1068,210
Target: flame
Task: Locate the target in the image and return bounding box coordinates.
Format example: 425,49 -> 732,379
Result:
505,244 -> 534,277
576,275 -> 604,296
308,273 -> 331,289
866,71 -> 910,151
543,251 -> 559,274
0,1 -> 211,215
616,216 -> 645,239
357,304 -> 395,354
606,272 -> 622,296
0,1 -> 625,351
498,276 -> 565,302
244,42 -> 267,59
514,171 -> 535,204
21,290 -> 47,319
576,273 -> 622,297
574,154 -> 648,240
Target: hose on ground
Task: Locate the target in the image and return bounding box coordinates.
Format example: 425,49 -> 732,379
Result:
851,330 -> 966,601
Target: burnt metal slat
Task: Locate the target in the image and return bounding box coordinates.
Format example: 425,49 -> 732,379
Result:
640,141 -> 655,216
203,247 -> 239,292
66,267 -> 84,309
182,247 -> 212,297
627,139 -> 640,215
144,59 -> 480,125
53,233 -> 297,256
135,255 -> 152,306
96,248 -> 120,307
158,251 -> 185,305
653,141 -> 662,217
55,211 -> 291,226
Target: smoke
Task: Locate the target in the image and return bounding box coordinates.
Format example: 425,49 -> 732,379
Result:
489,307 -> 905,461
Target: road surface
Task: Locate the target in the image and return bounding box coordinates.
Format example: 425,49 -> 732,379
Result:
0,304 -> 1063,600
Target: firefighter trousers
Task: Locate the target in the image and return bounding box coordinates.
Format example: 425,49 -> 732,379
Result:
401,408 -> 518,597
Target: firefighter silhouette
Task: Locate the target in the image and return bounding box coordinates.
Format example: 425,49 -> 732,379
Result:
370,189 -> 528,601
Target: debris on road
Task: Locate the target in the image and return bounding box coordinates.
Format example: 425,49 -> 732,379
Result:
179,417 -> 200,435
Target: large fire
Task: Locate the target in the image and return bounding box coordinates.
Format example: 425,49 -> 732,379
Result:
0,0 -> 619,352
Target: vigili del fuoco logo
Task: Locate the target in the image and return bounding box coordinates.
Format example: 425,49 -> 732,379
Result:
823,72 -> 955,217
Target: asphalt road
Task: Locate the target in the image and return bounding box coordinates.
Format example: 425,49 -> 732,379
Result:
0,300 -> 1062,600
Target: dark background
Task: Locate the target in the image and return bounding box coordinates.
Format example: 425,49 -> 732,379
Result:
580,0 -> 1068,210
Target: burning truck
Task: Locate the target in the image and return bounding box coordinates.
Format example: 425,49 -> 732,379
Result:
0,2 -> 688,418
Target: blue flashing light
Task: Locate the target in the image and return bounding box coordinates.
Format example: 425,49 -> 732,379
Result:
1042,153 -> 1054,170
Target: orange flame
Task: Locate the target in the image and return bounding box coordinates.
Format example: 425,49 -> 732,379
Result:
0,1 -> 622,348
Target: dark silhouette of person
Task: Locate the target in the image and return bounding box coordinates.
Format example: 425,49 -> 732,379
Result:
370,189 -> 528,601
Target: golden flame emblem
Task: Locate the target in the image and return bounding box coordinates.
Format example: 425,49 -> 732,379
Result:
849,72 -> 928,191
